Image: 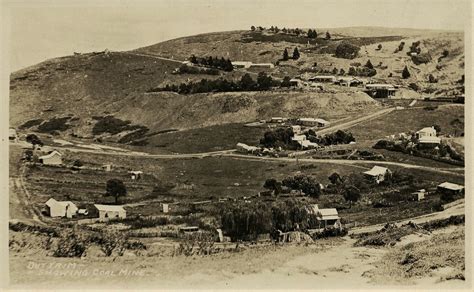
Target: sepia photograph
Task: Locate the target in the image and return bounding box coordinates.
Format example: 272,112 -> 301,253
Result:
2,0 -> 472,289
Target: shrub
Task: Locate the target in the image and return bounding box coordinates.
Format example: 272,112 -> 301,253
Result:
19,119 -> 44,129
335,42 -> 360,59
282,174 -> 322,198
402,66 -> 411,79
411,53 -> 431,65
37,117 -> 71,133
408,83 -> 419,91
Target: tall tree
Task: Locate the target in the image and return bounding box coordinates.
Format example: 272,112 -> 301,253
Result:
105,179 -> 127,204
240,73 -> 256,90
402,66 -> 411,79
292,47 -> 300,60
365,59 -> 374,69
282,48 -> 289,61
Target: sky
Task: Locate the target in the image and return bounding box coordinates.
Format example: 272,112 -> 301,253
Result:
2,0 -> 470,72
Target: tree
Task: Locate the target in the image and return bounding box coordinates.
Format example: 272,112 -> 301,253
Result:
377,44 -> 382,50
325,31 -> 331,40
342,185 -> 361,208
365,59 -> 374,69
292,47 -> 300,60
348,67 -> 356,76
263,178 -> 282,194
328,172 -> 342,185
26,134 -> 43,148
105,179 -> 127,204
281,76 -> 292,87
339,68 -> 345,75
433,124 -> 441,134
240,73 -> 256,91
332,67 -> 338,75
402,66 -> 411,79
189,55 -> 198,64
282,48 -> 289,61
256,72 -> 273,90
428,74 -> 438,83
335,43 -> 360,59
250,25 -> 256,31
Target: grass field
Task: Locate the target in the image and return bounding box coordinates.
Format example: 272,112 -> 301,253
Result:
143,123 -> 269,153
348,105 -> 464,141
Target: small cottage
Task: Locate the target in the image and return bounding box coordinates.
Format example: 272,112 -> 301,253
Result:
94,204 -> 126,220
45,198 -> 78,218
437,182 -> 464,197
128,171 -> 143,180
39,150 -> 63,165
363,166 -> 391,184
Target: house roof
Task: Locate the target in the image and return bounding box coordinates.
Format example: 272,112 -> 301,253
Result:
312,75 -> 336,79
45,198 -> 77,209
9,128 -> 17,136
128,171 -> 143,175
232,61 -> 252,65
292,135 -> 307,141
418,136 -> 441,144
417,127 -> 436,134
39,150 -> 62,160
366,84 -> 395,89
438,182 -> 464,191
300,140 -> 318,147
237,143 -> 259,151
318,208 -> 339,220
363,166 -> 389,176
298,118 -> 329,124
94,204 -> 126,212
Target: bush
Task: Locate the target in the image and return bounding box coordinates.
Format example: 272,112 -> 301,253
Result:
282,174 -> 322,198
37,117 -> 71,133
19,119 -> 44,129
335,42 -> 360,59
411,53 -> 431,65
408,83 -> 419,91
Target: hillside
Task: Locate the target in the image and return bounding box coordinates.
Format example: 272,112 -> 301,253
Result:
10,27 -> 464,145
136,28 -> 464,93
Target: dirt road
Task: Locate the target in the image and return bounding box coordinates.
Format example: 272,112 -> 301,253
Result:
314,107 -> 396,135
349,198 -> 465,235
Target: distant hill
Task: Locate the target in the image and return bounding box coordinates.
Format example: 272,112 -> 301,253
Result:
10,27 -> 464,144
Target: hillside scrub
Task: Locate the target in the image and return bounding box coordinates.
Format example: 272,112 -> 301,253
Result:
174,64 -> 220,75
19,118 -> 44,129
335,42 -> 360,59
306,129 -> 355,146
92,116 -> 148,136
189,55 -> 233,72
37,117 -> 72,133
151,72 -> 278,94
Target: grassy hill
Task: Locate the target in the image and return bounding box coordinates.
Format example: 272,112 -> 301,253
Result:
10,27 -> 464,146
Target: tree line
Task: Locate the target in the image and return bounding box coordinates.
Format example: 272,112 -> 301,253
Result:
250,25 -> 331,40
149,72 -> 281,94
189,55 -> 234,72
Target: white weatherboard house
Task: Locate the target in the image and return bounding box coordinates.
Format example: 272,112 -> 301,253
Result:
416,127 -> 441,146
94,204 -> 126,220
236,142 -> 259,153
311,204 -> 341,229
363,166 -> 391,184
298,118 -> 330,127
437,182 -> 464,196
39,150 -> 63,165
309,75 -> 336,83
45,198 -> 78,218
231,61 -> 252,69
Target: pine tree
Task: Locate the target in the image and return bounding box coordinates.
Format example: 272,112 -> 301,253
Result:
365,59 -> 374,69
283,48 -> 289,61
339,68 -> 345,75
292,47 -> 300,60
251,25 -> 256,31
402,66 -> 411,79
325,31 -> 331,40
